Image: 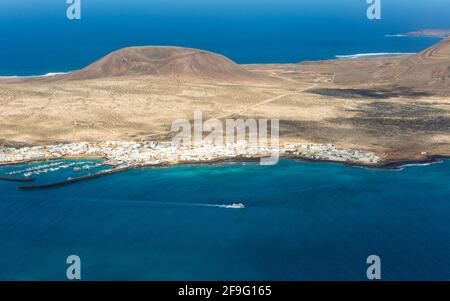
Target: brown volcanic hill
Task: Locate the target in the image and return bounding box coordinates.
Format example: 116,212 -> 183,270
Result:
58,46 -> 261,82
373,37 -> 450,93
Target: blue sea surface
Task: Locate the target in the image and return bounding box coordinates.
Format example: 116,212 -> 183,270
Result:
1,0 -> 450,75
0,159 -> 449,280
1,0 -> 450,281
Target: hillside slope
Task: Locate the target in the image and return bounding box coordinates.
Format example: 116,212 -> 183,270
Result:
373,37 -> 450,93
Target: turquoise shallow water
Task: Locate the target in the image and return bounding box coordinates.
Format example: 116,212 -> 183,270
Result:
0,159 -> 449,280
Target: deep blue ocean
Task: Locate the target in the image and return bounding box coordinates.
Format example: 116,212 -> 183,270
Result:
0,159 -> 449,280
1,0 -> 450,280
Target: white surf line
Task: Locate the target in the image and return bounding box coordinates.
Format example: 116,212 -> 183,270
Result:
400,160 -> 444,168
0,72 -> 70,78
385,34 -> 408,37
335,52 -> 415,59
353,159 -> 444,171
385,34 -> 448,39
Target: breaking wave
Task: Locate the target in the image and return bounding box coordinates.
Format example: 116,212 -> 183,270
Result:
335,52 -> 415,59
385,34 -> 407,37
400,160 -> 444,168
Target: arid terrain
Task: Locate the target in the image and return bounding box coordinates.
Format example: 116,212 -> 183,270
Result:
400,29 -> 450,38
1,38 -> 449,163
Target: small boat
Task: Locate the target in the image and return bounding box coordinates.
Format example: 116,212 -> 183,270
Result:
229,203 -> 245,209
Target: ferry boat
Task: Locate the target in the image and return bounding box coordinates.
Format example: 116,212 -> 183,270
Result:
225,203 -> 246,209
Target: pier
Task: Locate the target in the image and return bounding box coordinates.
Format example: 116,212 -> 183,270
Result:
0,177 -> 34,183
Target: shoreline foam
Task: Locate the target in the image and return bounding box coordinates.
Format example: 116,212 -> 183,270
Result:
0,72 -> 70,79
335,52 -> 415,59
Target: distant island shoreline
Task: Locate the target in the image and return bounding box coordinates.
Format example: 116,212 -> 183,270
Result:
387,29 -> 450,38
